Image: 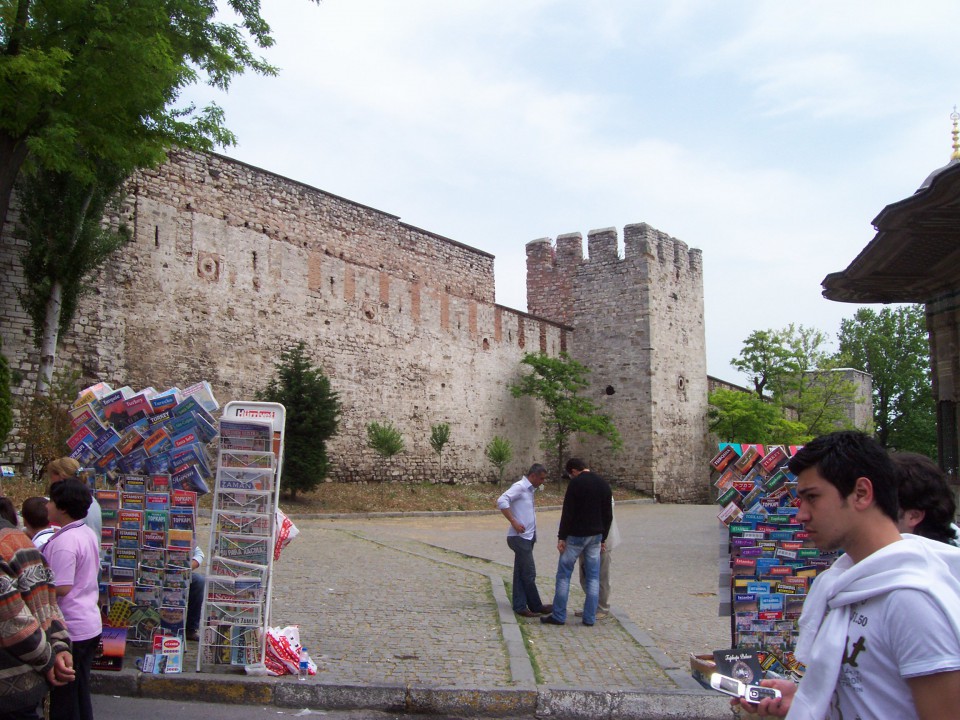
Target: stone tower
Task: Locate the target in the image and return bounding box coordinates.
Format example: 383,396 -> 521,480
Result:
526,223 -> 710,501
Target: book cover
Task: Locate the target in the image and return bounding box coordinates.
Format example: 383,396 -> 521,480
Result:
182,380 -> 219,413
144,509 -> 169,532
170,464 -> 209,495
147,473 -> 171,493
166,549 -> 191,570
145,492 -> 170,511
128,605 -> 162,643
120,493 -> 145,511
119,474 -> 147,493
92,626 -> 127,671
117,446 -> 149,475
143,428 -> 173,458
144,452 -> 172,475
101,527 -> 115,546
111,564 -> 136,583
712,648 -> 764,685
159,606 -> 185,638
142,530 -> 166,548
115,528 -> 140,549
171,489 -> 198,509
115,427 -> 145,457
167,528 -> 193,550
67,424 -> 97,451
95,490 -> 121,513
169,508 -> 195,534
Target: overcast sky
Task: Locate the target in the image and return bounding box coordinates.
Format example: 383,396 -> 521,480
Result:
187,0 -> 960,383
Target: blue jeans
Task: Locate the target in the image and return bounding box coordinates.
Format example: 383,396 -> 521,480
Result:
550,534 -> 602,624
507,534 -> 544,612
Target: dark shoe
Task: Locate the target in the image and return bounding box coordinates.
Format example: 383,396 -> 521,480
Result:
582,621 -> 594,627
538,604 -> 553,615
541,615 -> 564,625
186,629 -> 200,641
516,609 -> 539,618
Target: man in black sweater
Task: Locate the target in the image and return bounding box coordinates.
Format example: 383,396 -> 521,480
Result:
542,457 -> 613,626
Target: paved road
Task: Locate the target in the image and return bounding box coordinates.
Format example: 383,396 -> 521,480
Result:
267,502 -> 729,686
97,502 -> 734,719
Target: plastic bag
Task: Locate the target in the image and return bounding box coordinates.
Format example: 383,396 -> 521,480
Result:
274,509 -> 299,561
264,625 -> 314,676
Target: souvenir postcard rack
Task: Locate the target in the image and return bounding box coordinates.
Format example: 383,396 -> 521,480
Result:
197,401 -> 286,671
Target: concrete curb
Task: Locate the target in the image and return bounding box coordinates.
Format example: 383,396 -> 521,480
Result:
93,669 -> 731,719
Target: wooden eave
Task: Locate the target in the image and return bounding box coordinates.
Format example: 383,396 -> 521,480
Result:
822,162 -> 960,304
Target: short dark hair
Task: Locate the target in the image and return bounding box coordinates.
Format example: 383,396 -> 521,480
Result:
788,431 -> 898,522
527,463 -> 547,477
565,457 -> 587,474
892,452 -> 958,544
21,496 -> 50,530
0,497 -> 17,526
49,479 -> 92,521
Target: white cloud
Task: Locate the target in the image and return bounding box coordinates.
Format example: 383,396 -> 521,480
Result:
183,0 -> 959,381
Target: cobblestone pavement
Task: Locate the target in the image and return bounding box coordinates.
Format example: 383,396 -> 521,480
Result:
267,502 -> 730,692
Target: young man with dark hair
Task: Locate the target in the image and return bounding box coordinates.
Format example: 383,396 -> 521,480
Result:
541,457 -> 612,627
892,451 -> 960,546
738,431 -> 960,720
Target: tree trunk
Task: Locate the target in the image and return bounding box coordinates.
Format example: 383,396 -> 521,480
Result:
35,278 -> 63,395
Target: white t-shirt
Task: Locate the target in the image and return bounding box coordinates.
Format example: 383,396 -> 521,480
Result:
831,588 -> 960,719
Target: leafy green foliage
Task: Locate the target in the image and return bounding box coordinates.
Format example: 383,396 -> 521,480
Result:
16,367 -> 80,479
484,435 -> 513,484
727,324 -> 860,440
366,421 -> 405,460
429,422 -> 450,476
708,388 -> 809,444
0,337 -> 12,448
0,0 -> 319,227
836,305 -> 935,455
258,342 -> 341,499
509,352 -> 621,479
15,162 -> 129,391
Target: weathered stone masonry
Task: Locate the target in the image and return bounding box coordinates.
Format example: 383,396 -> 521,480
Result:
1,149 -> 710,499
527,225 -> 711,501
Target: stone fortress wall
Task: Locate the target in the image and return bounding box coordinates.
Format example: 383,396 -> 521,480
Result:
0,149 -> 710,499
527,225 -> 710,502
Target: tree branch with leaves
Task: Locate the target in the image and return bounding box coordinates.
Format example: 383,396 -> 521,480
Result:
509,352 -> 621,480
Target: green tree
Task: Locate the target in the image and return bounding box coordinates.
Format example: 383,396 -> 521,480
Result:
429,422 -> 451,479
731,329 -> 791,398
509,352 -> 621,480
729,324 -> 860,438
484,435 -> 513,484
258,342 -> 341,500
0,0 -> 320,230
708,388 -> 809,444
0,337 -> 12,449
366,420 -> 404,481
15,162 -> 129,393
16,367 -> 79,478
836,305 -> 935,455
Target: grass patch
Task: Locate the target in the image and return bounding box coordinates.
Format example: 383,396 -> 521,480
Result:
1,474 -> 648,515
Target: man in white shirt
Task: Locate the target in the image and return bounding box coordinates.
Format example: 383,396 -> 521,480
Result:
497,464 -> 552,618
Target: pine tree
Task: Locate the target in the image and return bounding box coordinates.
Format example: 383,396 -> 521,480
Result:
258,342 -> 341,499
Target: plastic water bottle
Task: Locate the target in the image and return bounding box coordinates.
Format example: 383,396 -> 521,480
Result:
298,647 -> 309,681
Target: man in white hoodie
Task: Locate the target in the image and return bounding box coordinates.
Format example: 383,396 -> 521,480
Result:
737,431 -> 960,720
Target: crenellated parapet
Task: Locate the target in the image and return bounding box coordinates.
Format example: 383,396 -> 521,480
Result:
525,221 -> 710,502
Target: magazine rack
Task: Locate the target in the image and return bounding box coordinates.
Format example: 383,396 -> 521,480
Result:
197,401 -> 286,671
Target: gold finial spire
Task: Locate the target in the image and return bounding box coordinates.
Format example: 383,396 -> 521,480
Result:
952,106 -> 960,161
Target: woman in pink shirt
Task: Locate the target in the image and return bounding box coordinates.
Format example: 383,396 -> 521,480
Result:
43,480 -> 101,720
